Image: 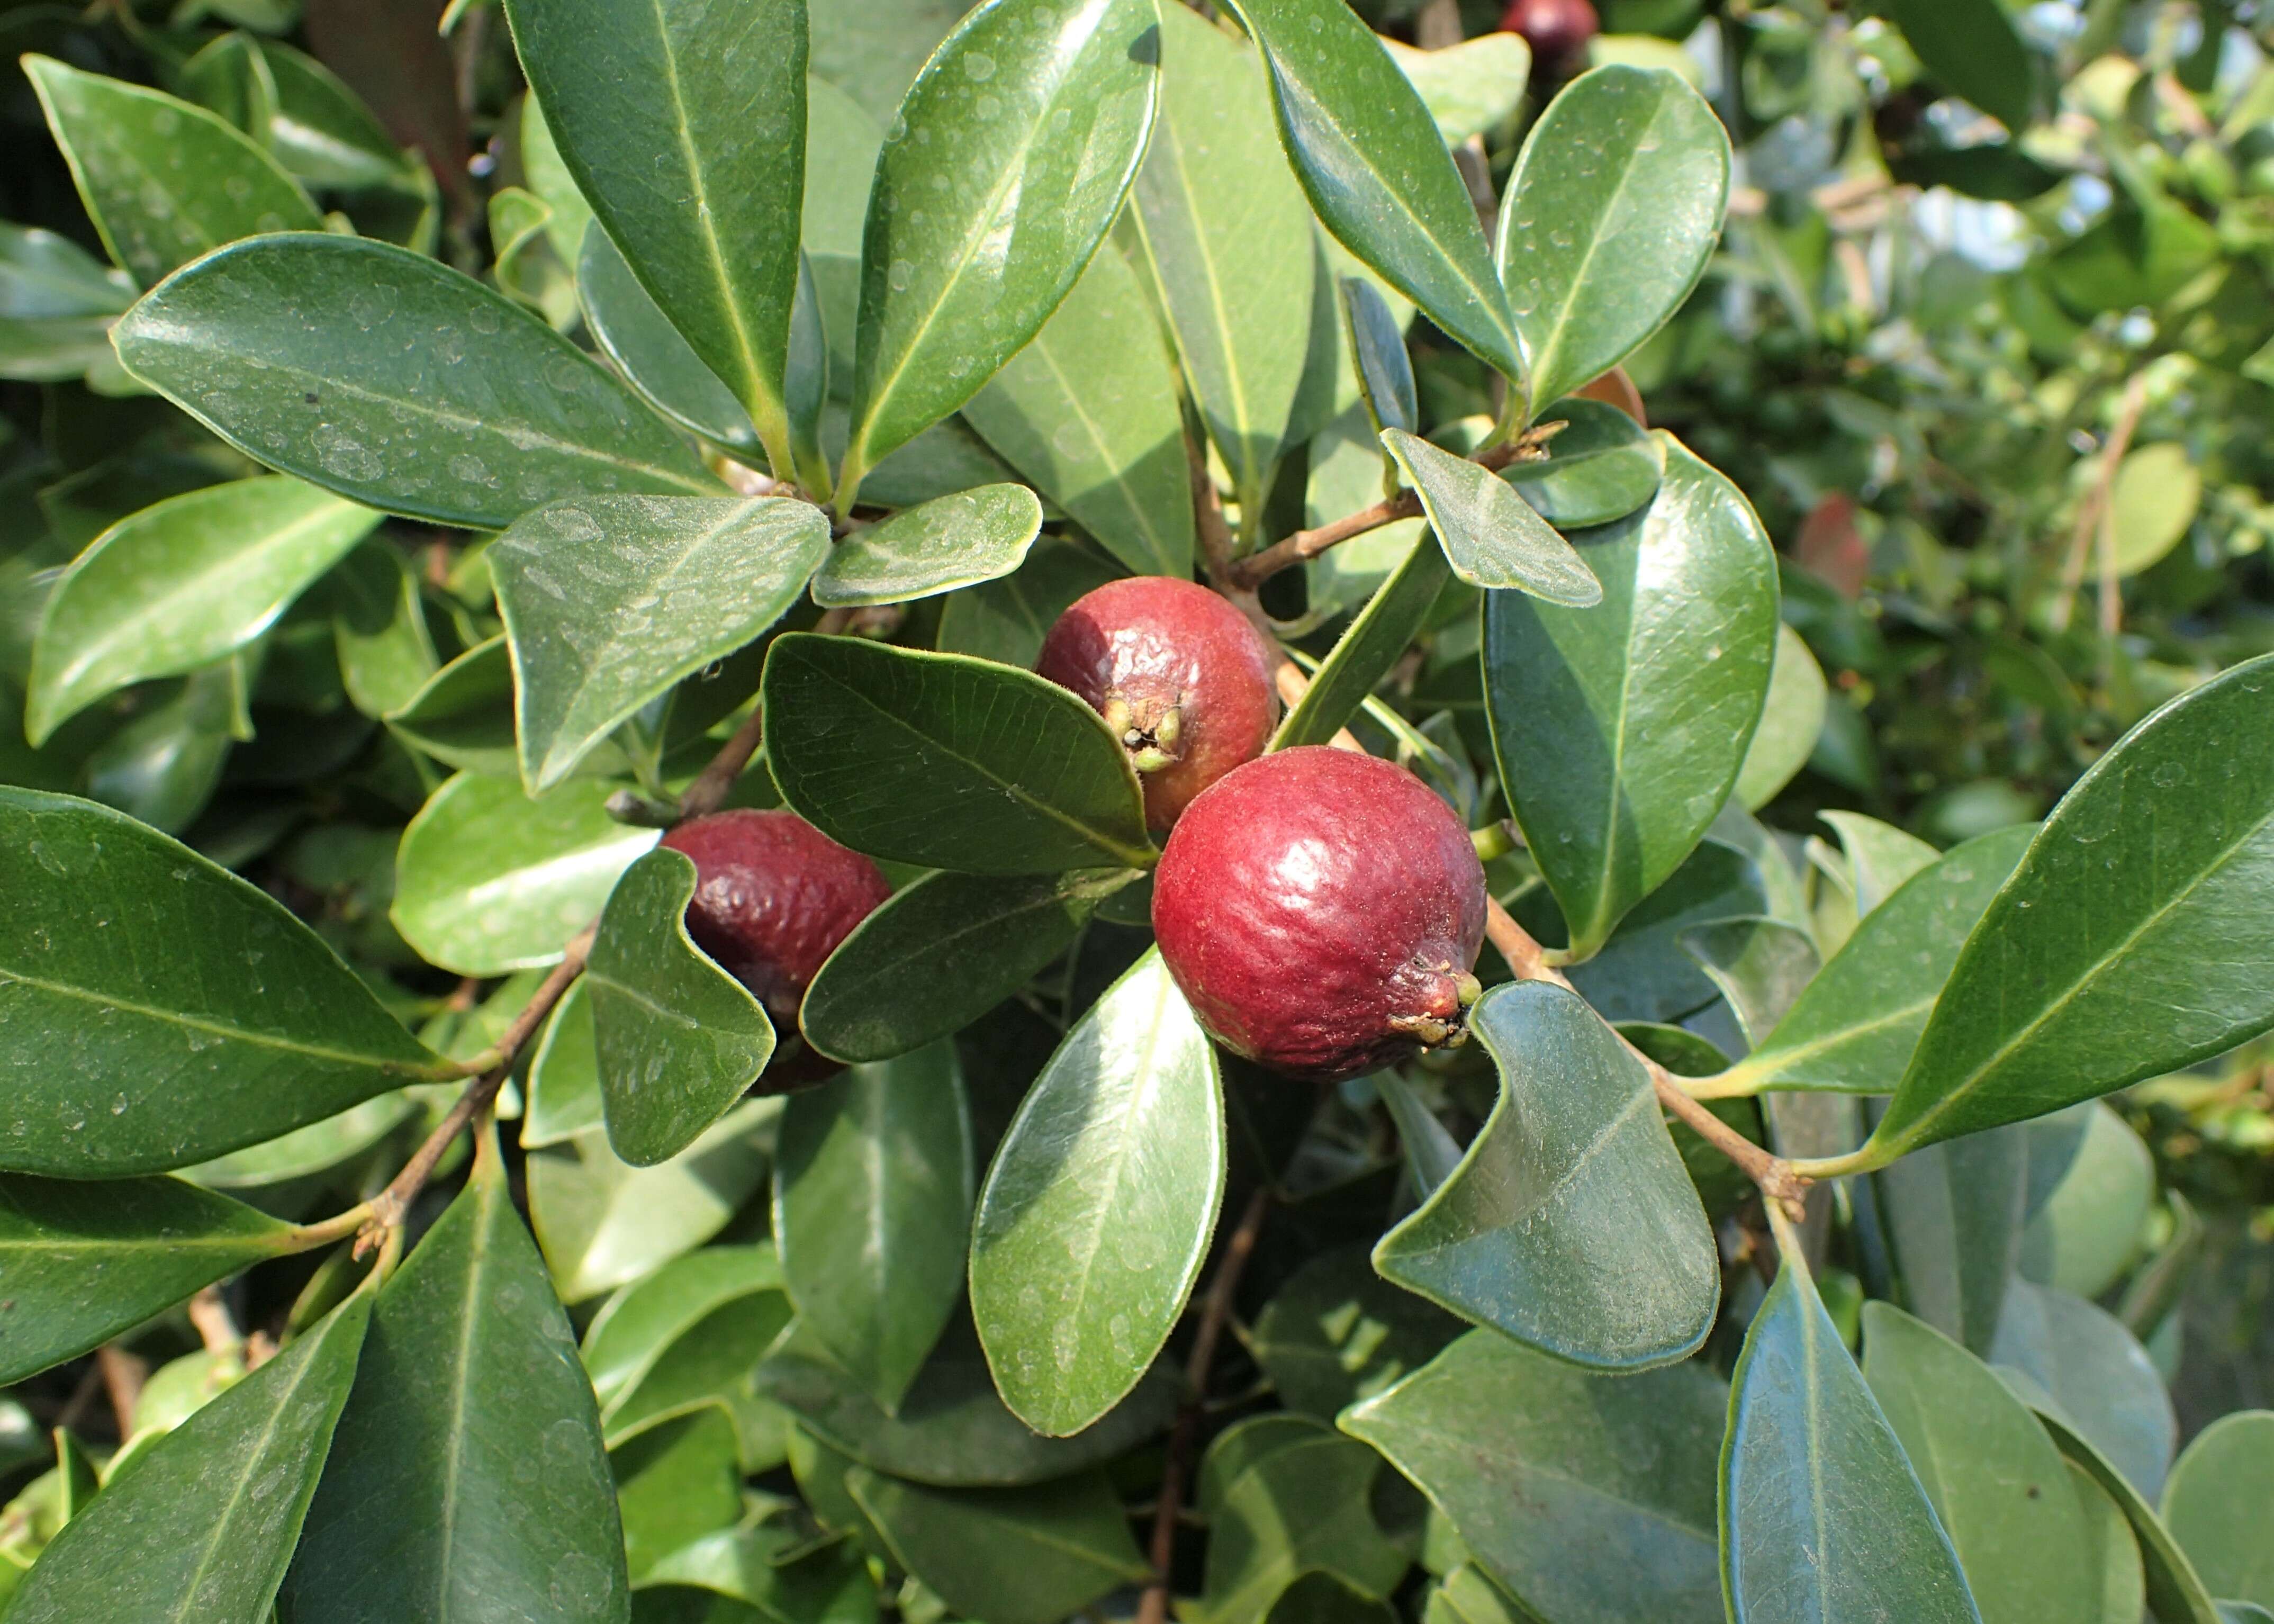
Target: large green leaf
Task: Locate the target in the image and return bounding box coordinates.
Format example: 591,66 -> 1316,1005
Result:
391,773 -> 660,976
612,1408 -> 743,1581
1993,1278 -> 2177,1502
503,0 -> 808,474
1885,0 -> 2035,131
808,0 -> 975,122
281,1139 -> 630,1622
1374,980 -> 1717,1368
2163,1412 -> 2274,1609
1711,825 -> 2032,1096
1343,1329 -> 1726,1624
837,0 -> 1160,503
1384,32 -> 1531,143
1734,624 -> 1828,810
1550,838 -> 1768,1023
1861,1303 -> 2100,1624
1484,437 -> 1779,957
801,868 -> 1131,1063
0,1175 -> 293,1384
2038,1410 -> 2221,1624
1383,428 -> 1599,601
582,1247 -> 782,1412
1496,67 -> 1728,411
961,244 -> 1192,578
113,235 -> 720,529
1221,0 -> 1520,378
1274,524 -> 1451,751
586,849 -> 776,1168
1500,395 -> 1662,529
969,948 -> 1222,1435
0,789 -> 441,1177
775,1043 -> 972,1413
2020,1102 -> 2155,1298
25,57 -> 321,290
1720,1248 -> 1980,1624
576,225 -> 757,453
811,484 -> 1041,608
384,637 -> 519,778
1871,1122 -> 2028,1357
1249,1247 -> 1457,1419
492,495 -> 827,791
5,1294 -> 369,1624
1197,1419 -> 1409,1621
755,1316 -> 1176,1486
1131,0 -> 1318,519
849,1467 -> 1147,1624
27,479 -> 381,744
762,634 -> 1152,873
329,541 -> 439,718
1868,652 -> 2274,1160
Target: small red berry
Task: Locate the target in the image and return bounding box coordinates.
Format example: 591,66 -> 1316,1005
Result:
1152,747 -> 1488,1085
1501,0 -> 1598,64
660,808 -> 890,1086
1035,576 -> 1281,832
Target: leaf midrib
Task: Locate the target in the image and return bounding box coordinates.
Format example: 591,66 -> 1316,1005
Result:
1144,106 -> 1264,499
0,963 -> 425,1073
170,1337 -> 330,1619
1026,330 -> 1178,574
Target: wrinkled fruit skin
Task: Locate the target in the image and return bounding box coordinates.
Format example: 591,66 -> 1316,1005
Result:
1153,747 -> 1488,1084
660,808 -> 891,1088
1035,576 -> 1280,831
1501,0 -> 1598,64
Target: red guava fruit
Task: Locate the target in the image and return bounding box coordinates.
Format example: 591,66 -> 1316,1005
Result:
1151,747 -> 1488,1084
1501,0 -> 1598,64
1035,576 -> 1281,831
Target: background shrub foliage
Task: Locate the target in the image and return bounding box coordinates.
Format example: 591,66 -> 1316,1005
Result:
2,0 -> 2274,1617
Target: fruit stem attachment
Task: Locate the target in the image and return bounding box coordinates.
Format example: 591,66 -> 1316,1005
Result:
354,928 -> 594,1258
1137,1183 -> 1273,1624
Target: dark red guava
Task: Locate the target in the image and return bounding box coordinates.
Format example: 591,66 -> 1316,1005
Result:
1501,0 -> 1598,64
660,808 -> 890,1086
1151,747 -> 1488,1084
1035,576 -> 1281,832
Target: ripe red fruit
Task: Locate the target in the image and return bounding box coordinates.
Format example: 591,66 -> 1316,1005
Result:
660,808 -> 890,1085
1035,576 -> 1281,832
1501,0 -> 1598,64
1152,747 -> 1488,1084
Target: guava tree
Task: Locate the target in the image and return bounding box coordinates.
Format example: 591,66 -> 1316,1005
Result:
1,0 -> 2272,1621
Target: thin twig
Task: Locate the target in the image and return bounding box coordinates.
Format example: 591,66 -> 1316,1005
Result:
94,1347 -> 145,1440
185,1287 -> 240,1354
1137,1185 -> 1273,1624
679,706 -> 768,822
2052,371 -> 2148,633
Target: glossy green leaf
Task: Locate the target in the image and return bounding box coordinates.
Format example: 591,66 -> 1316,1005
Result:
1274,527 -> 1450,752
503,0 -> 807,474
1862,1303 -> 2099,1624
392,773 -> 660,977
493,496 -> 827,791
1677,916 -> 1818,1043
183,1092 -> 419,1193
1714,825 -> 2032,1095
763,634 -> 1152,873
2037,1410 -> 2220,1624
282,1139 -> 630,1622
612,1408 -> 742,1582
0,224 -> 133,384
808,0 -> 974,122
1376,981 -> 1718,1367
583,1246 -> 782,1410
525,980 -> 603,1150
1344,277 -> 1417,436
1199,1421 -> 1409,1621
849,1467 -> 1145,1624
248,39 -> 413,191
2020,1102 -> 2154,1298
1820,810 -> 1942,915
1500,395 -> 1662,529
1249,1246 -> 1458,1420
803,868 -> 1130,1063
1993,1277 -> 2177,1503
2163,1412 -> 2274,1609
27,479 -> 380,744
1384,32 -> 1531,145
0,1175 -> 292,1384
934,537 -> 1122,667
0,789 -> 441,1177
384,637 -> 518,777
5,1294 -> 369,1624
1484,438 -> 1779,957
812,485 -> 1041,608
755,1315 -> 1176,1487
25,57 -> 320,290
1734,624 -> 1828,810
1497,66 -> 1728,410
328,542 -> 438,718
1550,839 -> 1768,1024
837,0 -> 1160,502
960,245 -> 1193,578
1885,0 -> 2035,132
1871,1122 -> 2027,1357
1222,0 -> 1520,378
775,1043 -> 972,1412
576,227 -> 757,453
113,235 -> 720,529
2070,1460 -> 2148,1624
1383,429 -> 1600,602
1720,1248 -> 1980,1624
970,948 -> 1222,1434
1425,1565 -> 1538,1624
1344,1328 -> 1726,1624
529,1100 -> 779,1304
1132,0 -> 1318,517
1870,651 -> 2274,1159
586,849 -> 775,1167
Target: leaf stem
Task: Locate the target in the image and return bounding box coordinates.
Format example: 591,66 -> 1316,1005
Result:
1786,1144 -> 1883,1181
1136,1183 -> 1272,1624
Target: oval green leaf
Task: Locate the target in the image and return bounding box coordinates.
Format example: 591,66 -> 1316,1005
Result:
1871,1122 -> 2028,1358
1500,394 -> 1662,529
1732,622 -> 1827,810
2163,1412 -> 2274,1610
1383,428 -> 1599,602
1992,1277 -> 2177,1503
811,484 -> 1041,609
576,225 -> 758,453
847,1466 -> 1149,1624
2036,1408 -> 2221,1624
385,636 -> 518,778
